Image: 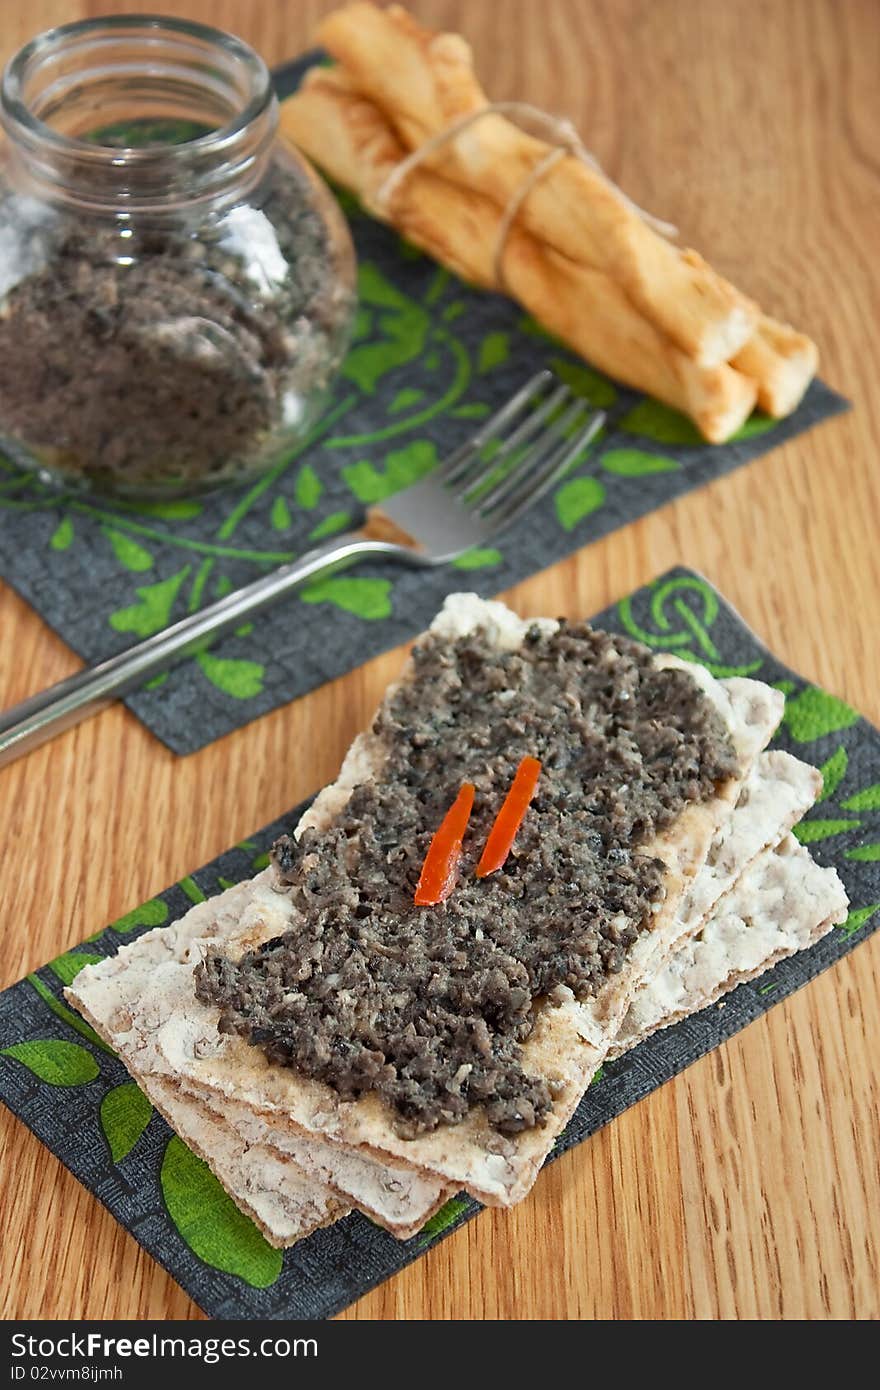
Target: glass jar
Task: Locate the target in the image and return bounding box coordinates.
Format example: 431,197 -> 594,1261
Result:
0,16 -> 356,498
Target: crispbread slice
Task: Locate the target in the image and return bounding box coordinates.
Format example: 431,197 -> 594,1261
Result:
608,834 -> 849,1058
70,595 -> 783,1207
640,749 -> 821,971
141,1073 -> 350,1247
163,823 -> 845,1249
169,752 -> 830,1246
147,827 -> 846,1250
197,750 -> 817,1206
173,746 -> 819,1232
66,875 -> 450,1234
173,1081 -> 451,1238
73,745 -> 829,1246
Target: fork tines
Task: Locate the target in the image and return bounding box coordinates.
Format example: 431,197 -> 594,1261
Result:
439,370 -> 605,530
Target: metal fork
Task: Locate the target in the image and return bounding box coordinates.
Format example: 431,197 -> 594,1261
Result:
0,371 -> 604,767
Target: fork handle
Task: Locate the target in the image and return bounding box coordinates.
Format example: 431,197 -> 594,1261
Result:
0,531 -> 402,769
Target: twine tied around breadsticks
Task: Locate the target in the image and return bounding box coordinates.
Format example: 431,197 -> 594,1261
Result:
373,100 -> 678,291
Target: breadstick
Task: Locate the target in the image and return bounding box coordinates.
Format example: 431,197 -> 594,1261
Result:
316,2 -> 758,367
282,73 -> 757,441
732,316 -> 819,417
514,249 -> 758,443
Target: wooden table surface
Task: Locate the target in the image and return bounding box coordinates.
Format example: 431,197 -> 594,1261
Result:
1,0 -> 878,1322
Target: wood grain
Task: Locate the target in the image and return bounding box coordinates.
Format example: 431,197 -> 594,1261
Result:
0,0 -> 878,1322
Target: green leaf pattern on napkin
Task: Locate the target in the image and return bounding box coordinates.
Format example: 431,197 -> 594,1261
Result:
793,819 -> 861,845
839,904 -> 880,939
340,262 -> 429,394
101,1083 -> 153,1163
618,573 -> 761,678
109,569 -> 191,639
477,332 -> 509,373
104,528 -> 154,573
841,784 -> 880,812
49,517 -> 74,551
301,576 -> 393,620
196,652 -> 265,700
601,448 -> 680,477
451,547 -> 503,570
270,496 -> 292,532
555,478 -> 605,531
109,898 -> 169,934
309,509 -> 352,540
782,687 -> 859,742
294,464 -> 323,510
26,974 -> 112,1053
342,440 -> 438,503
845,844 -> 880,862
389,386 -> 425,414
160,1136 -> 283,1287
47,951 -> 103,985
1,1040 -> 99,1086
549,357 -> 618,409
417,1196 -> 471,1247
817,746 -> 849,801
619,399 -> 705,445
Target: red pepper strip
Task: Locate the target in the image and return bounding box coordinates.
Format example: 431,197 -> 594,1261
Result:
476,755 -> 542,878
414,782 -> 476,906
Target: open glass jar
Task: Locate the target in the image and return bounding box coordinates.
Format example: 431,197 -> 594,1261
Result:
0,16 -> 356,498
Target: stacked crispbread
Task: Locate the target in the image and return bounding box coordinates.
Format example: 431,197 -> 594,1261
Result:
68,595 -> 848,1248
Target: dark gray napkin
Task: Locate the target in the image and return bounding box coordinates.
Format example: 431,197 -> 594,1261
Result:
0,567 -> 877,1319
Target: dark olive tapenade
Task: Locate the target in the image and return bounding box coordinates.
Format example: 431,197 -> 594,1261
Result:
196,621 -> 738,1136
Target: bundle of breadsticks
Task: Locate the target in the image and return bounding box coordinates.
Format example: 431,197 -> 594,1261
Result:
279,2 -> 818,443
68,594 -> 848,1250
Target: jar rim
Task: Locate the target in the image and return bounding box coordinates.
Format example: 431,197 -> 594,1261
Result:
0,13 -> 273,164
